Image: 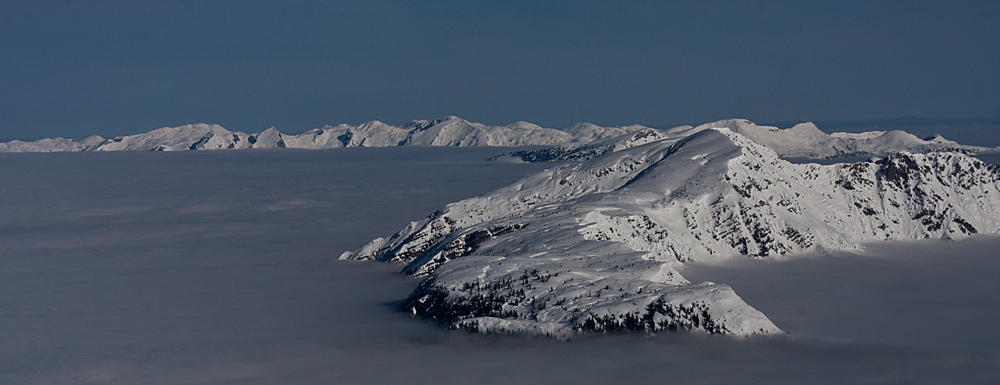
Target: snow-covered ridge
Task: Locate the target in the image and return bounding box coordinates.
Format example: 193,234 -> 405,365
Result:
0,117 -> 650,153
343,128 -> 1000,338
5,117 -> 990,157
493,118 -> 996,162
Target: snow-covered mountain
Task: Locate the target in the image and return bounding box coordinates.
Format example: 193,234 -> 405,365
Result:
493,119 -> 994,162
342,127 -> 1000,338
0,117 -> 650,153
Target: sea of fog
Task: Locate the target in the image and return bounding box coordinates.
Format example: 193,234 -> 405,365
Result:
1,147 -> 997,384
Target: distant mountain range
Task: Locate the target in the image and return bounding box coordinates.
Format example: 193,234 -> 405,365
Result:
769,116 -> 1000,130
492,119 -> 995,162
0,116 -> 647,153
769,116 -> 1000,149
1,117 -> 995,160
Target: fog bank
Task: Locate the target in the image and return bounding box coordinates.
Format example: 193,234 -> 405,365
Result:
0,148 -> 996,384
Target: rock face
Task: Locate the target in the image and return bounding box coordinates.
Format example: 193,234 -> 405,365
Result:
0,117 -> 650,153
343,127 -> 1000,338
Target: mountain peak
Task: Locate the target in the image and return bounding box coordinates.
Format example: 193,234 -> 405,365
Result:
787,121 -> 822,133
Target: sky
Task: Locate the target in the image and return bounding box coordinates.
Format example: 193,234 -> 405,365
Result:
1,0 -> 999,140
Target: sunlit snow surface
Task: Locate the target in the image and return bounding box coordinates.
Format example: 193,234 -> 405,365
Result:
1,147 -> 998,384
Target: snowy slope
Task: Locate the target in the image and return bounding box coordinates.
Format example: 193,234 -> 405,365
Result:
0,117 -> 650,152
561,122 -> 653,144
343,128 -> 1000,337
715,119 -> 990,158
489,128 -> 675,162
0,124 -> 257,152
91,124 -> 253,151
494,119 -> 994,162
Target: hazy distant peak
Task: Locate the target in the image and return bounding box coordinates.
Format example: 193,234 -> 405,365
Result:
922,133 -> 958,145
787,121 -> 823,133
695,118 -> 758,131
359,119 -> 389,127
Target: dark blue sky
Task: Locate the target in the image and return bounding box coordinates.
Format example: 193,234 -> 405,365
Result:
1,1 -> 998,140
